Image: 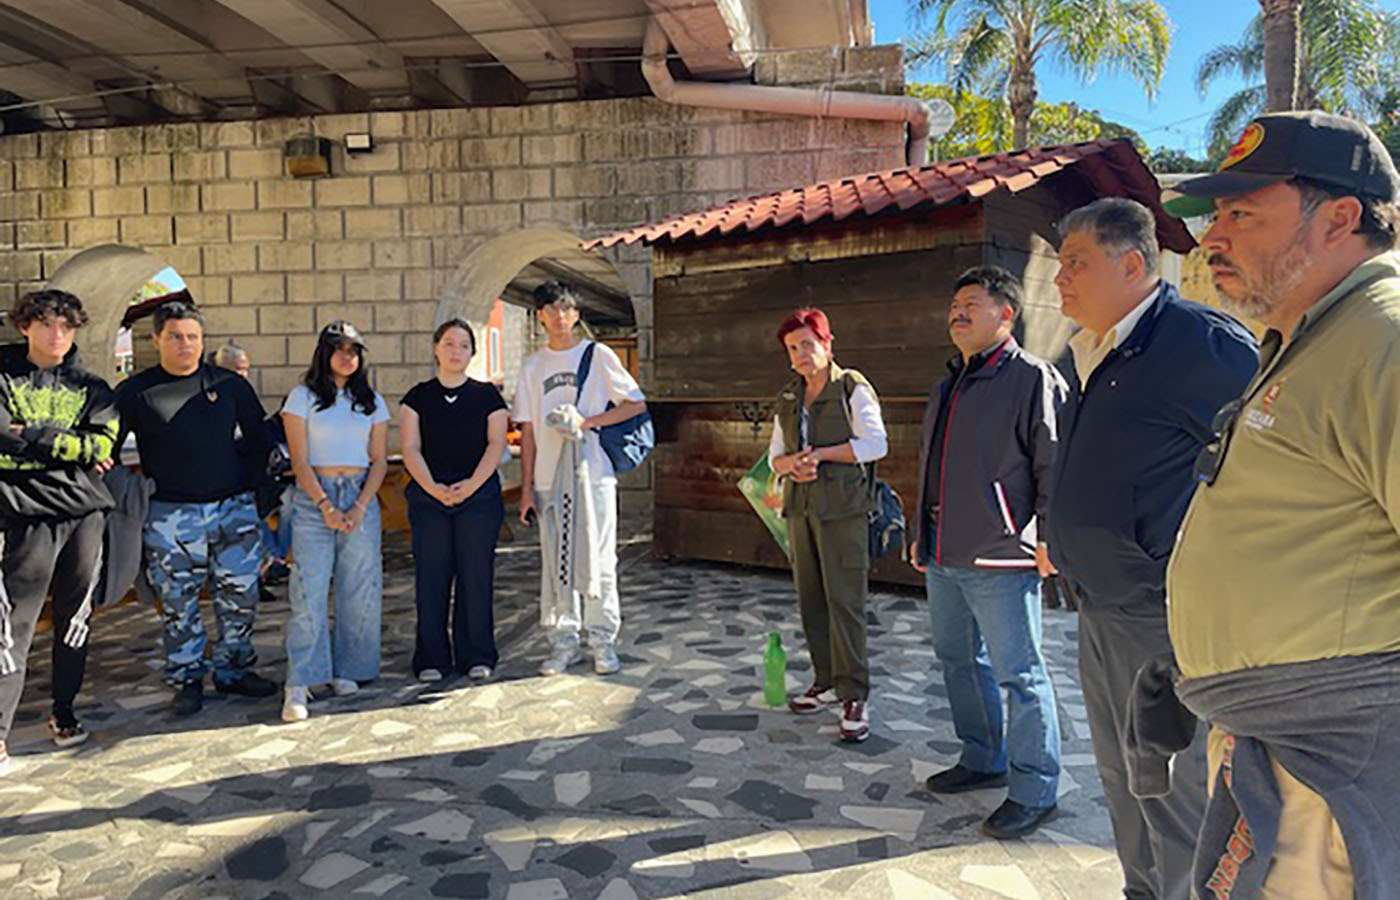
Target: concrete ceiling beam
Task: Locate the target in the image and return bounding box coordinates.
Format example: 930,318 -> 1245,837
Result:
426,0 -> 575,86
643,0 -> 758,76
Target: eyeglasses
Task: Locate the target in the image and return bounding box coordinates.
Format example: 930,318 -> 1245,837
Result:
1193,398 -> 1244,487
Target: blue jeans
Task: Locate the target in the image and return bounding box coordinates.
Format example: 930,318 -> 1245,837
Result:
286,474 -> 383,687
925,565 -> 1060,808
260,486 -> 293,560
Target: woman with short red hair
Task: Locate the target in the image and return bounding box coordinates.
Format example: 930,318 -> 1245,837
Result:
768,308 -> 888,743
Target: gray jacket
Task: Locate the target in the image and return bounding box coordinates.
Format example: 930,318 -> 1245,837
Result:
912,337 -> 1068,570
101,464 -> 155,608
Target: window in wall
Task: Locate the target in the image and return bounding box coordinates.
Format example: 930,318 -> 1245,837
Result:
488,326 -> 502,380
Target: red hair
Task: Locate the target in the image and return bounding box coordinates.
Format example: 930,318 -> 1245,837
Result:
776,308 -> 833,349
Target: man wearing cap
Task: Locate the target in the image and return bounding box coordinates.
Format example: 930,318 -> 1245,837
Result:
1164,111 -> 1400,895
1045,197 -> 1259,900
115,301 -> 277,717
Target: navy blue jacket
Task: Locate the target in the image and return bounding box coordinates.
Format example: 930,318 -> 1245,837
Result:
1045,282 -> 1258,610
913,337 -> 1069,570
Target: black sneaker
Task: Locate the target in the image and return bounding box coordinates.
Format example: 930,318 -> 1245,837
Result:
214,672 -> 280,698
263,559 -> 290,585
981,798 -> 1058,839
924,764 -> 1009,794
172,680 -> 204,717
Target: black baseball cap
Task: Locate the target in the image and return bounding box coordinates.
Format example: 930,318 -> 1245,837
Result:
1162,110 -> 1400,218
319,320 -> 367,349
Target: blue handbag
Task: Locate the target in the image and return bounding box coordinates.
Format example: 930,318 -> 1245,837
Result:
575,341 -> 654,474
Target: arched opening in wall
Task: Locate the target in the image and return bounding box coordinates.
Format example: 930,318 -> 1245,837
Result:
433,226 -> 644,507
44,245 -> 191,387
433,226 -> 640,391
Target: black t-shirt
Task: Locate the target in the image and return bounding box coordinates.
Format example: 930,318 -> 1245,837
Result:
115,363 -> 268,502
401,378 -> 507,484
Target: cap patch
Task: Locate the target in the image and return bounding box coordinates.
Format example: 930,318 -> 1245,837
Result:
1221,123 -> 1265,170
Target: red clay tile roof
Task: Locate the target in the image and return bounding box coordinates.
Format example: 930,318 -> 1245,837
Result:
586,138 -> 1194,253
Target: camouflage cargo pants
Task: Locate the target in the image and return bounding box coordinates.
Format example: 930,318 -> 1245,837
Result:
144,493 -> 261,686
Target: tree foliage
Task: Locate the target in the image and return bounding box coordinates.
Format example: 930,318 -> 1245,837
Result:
907,0 -> 1172,149
908,83 -> 1147,161
1198,0 -> 1399,158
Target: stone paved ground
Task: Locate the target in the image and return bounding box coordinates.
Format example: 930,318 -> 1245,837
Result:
0,513 -> 1123,900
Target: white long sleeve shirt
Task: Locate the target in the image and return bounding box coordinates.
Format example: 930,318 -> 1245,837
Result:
767,382 -> 888,465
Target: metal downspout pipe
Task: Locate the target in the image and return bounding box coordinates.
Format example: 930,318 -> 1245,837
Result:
641,19 -> 931,168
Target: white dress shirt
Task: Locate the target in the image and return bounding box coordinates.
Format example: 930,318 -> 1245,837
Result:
767,382 -> 888,465
1068,282 -> 1162,389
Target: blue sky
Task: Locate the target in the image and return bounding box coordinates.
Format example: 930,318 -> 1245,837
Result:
867,0 -> 1400,156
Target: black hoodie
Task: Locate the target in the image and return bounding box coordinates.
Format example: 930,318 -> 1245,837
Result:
0,343 -> 118,521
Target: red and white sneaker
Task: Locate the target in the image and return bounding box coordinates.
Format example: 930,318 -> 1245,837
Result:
839,700 -> 870,743
788,684 -> 840,715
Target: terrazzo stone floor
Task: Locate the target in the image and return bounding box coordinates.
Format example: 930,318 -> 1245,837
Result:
0,510 -> 1124,899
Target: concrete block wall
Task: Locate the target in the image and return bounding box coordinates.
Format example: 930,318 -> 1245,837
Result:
0,92 -> 904,415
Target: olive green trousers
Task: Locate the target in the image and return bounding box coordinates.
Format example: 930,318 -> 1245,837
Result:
787,509 -> 869,701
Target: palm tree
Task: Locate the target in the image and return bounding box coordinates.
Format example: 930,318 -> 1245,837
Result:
1259,0 -> 1302,111
1198,0 -> 1396,158
907,0 -> 1172,150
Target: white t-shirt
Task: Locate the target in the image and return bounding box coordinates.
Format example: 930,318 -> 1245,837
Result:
283,384 -> 389,468
512,341 -> 645,490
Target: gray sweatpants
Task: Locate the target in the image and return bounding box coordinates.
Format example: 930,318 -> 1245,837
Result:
1078,602 -> 1208,900
537,480 -> 621,649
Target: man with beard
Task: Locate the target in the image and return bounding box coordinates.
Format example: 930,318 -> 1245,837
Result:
1163,111 -> 1400,896
1046,197 -> 1258,900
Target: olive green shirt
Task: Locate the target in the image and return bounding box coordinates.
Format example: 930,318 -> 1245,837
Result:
1168,251 -> 1400,679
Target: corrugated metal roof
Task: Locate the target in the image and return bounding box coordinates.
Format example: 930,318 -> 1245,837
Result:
586,138 -> 1194,252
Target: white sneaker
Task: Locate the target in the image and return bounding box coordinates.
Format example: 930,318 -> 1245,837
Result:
0,740 -> 15,776
467,665 -> 493,681
592,644 -> 621,675
331,678 -> 359,696
539,646 -> 583,676
418,669 -> 444,684
282,686 -> 310,723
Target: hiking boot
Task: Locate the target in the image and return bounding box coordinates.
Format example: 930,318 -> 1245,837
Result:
539,645 -> 583,676
592,643 -> 621,676
214,671 -> 279,698
839,699 -> 870,743
282,686 -> 310,723
788,684 -> 840,715
172,680 -> 204,717
331,678 -> 359,696
49,709 -> 89,748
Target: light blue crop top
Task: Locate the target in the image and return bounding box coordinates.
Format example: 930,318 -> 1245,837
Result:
283,384 -> 389,467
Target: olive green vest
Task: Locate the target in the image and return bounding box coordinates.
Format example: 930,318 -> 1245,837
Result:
776,362 -> 876,521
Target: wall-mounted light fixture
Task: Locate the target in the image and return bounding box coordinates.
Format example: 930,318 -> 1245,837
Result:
344,133 -> 374,155
283,135 -> 333,178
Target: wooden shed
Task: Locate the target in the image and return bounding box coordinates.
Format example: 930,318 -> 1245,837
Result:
590,139 -> 1195,583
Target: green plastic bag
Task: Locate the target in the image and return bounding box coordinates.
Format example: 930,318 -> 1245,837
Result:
737,453 -> 789,557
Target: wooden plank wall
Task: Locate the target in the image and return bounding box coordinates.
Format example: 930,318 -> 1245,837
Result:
652,240 -> 983,400
981,184 -> 1078,375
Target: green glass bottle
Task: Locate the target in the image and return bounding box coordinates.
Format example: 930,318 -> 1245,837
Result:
763,632 -> 787,707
